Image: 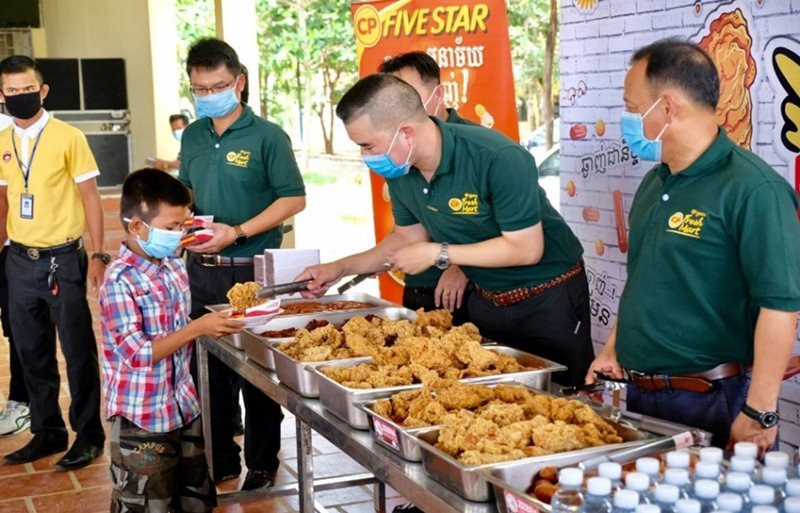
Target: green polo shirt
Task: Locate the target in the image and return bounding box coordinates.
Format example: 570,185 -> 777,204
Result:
616,129 -> 800,375
387,118 -> 583,292
405,110 -> 477,289
178,105 -> 305,257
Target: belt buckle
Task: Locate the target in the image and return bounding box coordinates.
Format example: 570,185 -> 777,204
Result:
26,247 -> 40,260
199,254 -> 220,267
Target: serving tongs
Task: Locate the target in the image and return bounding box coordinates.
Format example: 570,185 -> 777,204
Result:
578,429 -> 708,471
256,279 -> 313,299
560,371 -> 627,396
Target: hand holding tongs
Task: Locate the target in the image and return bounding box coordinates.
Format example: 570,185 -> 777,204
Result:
336,260 -> 392,295
255,279 -> 313,299
560,371 -> 627,396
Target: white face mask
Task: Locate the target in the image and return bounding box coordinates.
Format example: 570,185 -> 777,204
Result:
423,84 -> 442,116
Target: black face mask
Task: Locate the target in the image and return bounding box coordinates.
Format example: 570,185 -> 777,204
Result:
4,91 -> 42,120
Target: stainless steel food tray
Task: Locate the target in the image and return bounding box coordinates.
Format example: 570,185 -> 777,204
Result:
359,377 -> 526,461
277,292 -> 395,316
313,346 -> 566,430
415,409 -> 658,502
270,307 -> 418,397
205,304 -> 249,350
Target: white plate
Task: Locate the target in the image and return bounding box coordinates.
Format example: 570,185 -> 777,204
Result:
230,299 -> 282,328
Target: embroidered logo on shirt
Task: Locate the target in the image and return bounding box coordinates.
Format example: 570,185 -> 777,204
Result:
2,151 -> 9,162
449,193 -> 479,215
226,150 -> 251,168
666,209 -> 706,239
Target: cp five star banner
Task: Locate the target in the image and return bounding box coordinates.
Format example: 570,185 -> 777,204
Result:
350,0 -> 519,302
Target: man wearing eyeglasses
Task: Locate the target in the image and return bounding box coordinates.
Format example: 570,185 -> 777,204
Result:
179,38 -> 306,491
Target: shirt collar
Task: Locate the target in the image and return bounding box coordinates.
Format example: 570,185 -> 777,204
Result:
12,110 -> 49,140
203,103 -> 255,137
656,127 -> 733,180
429,116 -> 453,178
118,242 -> 174,278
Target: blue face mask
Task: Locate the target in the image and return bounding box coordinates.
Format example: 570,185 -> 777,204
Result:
362,127 -> 413,180
125,218 -> 183,260
172,128 -> 184,142
193,86 -> 239,119
620,97 -> 669,162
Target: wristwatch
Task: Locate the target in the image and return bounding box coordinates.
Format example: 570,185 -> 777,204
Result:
741,402 -> 779,428
233,225 -> 247,246
434,242 -> 450,270
91,252 -> 111,265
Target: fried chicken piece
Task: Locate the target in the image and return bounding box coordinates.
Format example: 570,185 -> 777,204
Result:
459,448 -> 528,465
389,389 -> 422,421
373,345 -> 411,366
300,345 -> 333,362
435,410 -> 478,456
550,397 -> 580,423
435,382 -> 495,410
497,418 -> 543,448
492,384 -> 535,404
371,398 -> 393,419
381,319 -> 415,341
522,446 -> 554,457
495,353 -> 527,373
532,422 -> 588,453
455,339 -> 498,370
476,401 -> 526,427
344,333 -> 381,358
321,363 -> 375,384
408,395 -> 448,426
413,308 -> 453,334
442,322 -> 483,344
529,394 -> 553,418
367,365 -> 414,388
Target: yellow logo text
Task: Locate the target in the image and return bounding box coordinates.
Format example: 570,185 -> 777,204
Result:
666,209 -> 706,239
450,193 -> 479,215
226,150 -> 251,168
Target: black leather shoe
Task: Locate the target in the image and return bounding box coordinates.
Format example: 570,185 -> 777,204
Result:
4,434 -> 68,464
241,469 -> 276,490
54,438 -> 103,470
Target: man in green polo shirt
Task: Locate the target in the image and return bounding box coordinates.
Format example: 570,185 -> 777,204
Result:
378,51 -> 474,324
179,38 -> 306,490
298,73 -> 594,386
586,39 -> 800,453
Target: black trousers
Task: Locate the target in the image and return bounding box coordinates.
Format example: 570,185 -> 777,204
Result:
0,248 -> 28,404
467,271 -> 595,387
6,245 -> 104,446
402,284 -> 473,326
187,258 -> 283,474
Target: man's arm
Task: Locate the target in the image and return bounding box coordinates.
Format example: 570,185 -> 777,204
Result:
77,178 -> 105,291
585,321 -> 624,384
728,307 -> 797,454
0,185 -> 7,244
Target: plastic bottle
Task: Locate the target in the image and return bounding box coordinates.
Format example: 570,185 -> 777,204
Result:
654,484 -> 680,513
784,496 -> 800,513
637,458 -> 662,501
717,493 -> 744,513
693,479 -> 719,513
666,451 -> 691,471
627,472 -> 653,503
613,489 -> 641,513
552,468 -> 586,513
765,453 -> 791,474
749,507 -> 778,513
734,442 -> 759,460
636,504 -> 662,513
694,462 -> 721,487
699,447 -> 724,465
748,485 -> 777,512
600,462 -> 625,492
785,479 -> 800,498
760,467 -> 787,507
723,472 -> 752,510
581,477 -> 614,513
663,468 -> 692,499
731,457 -> 758,476
674,499 -> 701,513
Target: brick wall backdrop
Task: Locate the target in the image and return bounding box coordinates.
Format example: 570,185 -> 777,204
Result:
560,0 -> 800,451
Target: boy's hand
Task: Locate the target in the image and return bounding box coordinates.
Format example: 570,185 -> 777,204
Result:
193,312 -> 244,339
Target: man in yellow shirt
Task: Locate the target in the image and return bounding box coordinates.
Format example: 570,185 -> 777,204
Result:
0,55 -> 106,470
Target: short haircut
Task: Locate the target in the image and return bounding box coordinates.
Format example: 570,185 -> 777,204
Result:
169,113 -> 189,125
378,51 -> 441,85
0,55 -> 44,88
631,38 -> 719,110
120,168 -> 192,227
336,73 -> 428,130
186,38 -> 242,77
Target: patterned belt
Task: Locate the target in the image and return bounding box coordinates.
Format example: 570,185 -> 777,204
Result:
11,238 -> 83,260
195,254 -> 254,267
627,363 -> 744,394
475,260 -> 585,307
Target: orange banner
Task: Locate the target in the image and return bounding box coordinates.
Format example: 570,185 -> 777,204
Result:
350,0 -> 519,302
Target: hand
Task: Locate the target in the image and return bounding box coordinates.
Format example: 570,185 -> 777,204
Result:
727,411 -> 777,458
585,348 -> 623,384
295,262 -> 346,297
192,312 -> 245,339
152,158 -> 169,172
184,222 -> 236,254
435,265 -> 469,311
87,257 -> 106,294
388,242 -> 439,276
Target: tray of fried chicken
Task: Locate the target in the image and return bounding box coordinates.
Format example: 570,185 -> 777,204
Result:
310,311 -> 566,429
277,292 -> 394,316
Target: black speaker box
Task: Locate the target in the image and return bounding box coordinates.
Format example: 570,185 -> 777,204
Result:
36,58 -> 81,111
81,59 -> 128,110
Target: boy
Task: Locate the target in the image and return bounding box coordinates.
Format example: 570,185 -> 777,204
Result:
99,169 -> 243,512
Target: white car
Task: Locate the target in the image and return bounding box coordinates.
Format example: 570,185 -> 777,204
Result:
533,143 -> 560,213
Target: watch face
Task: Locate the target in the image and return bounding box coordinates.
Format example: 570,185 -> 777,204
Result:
762,411 -> 780,428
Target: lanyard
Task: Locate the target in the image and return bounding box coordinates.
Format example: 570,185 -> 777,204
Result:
11,123 -> 46,191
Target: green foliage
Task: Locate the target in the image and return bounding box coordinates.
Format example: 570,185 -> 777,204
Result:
174,0 -> 216,102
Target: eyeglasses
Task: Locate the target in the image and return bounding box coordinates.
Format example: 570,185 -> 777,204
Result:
189,77 -> 238,97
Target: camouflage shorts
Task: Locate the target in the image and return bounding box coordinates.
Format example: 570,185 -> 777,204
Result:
109,416 -> 216,513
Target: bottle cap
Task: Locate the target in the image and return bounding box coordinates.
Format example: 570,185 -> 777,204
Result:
699,447 -> 724,464
664,468 -> 690,486
635,505 -> 660,513
730,456 -> 756,474
694,461 -> 720,479
717,493 -> 743,513
694,479 -> 720,499
749,485 -> 777,504
786,479 -> 800,497
560,468 -> 584,487
599,462 -> 622,481
666,450 -> 690,469
614,489 -> 640,509
625,472 -> 650,492
655,484 -> 680,503
751,507 -> 779,513
761,467 -> 787,486
733,442 -> 758,459
725,472 -> 752,492
675,498 -> 701,513
765,452 -> 790,470
636,457 -> 660,476
588,477 -> 612,496
785,497 -> 800,513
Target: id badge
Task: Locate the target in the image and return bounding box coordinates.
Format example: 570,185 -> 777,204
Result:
20,193 -> 34,220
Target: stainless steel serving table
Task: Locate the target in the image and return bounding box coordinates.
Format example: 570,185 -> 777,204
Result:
197,335 -> 498,513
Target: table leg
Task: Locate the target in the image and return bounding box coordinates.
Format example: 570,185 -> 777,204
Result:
297,417 -> 315,513
197,342 -> 215,480
373,481 -> 387,513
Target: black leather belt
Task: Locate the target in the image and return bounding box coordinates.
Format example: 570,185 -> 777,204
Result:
11,239 -> 83,260
195,253 -> 254,267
